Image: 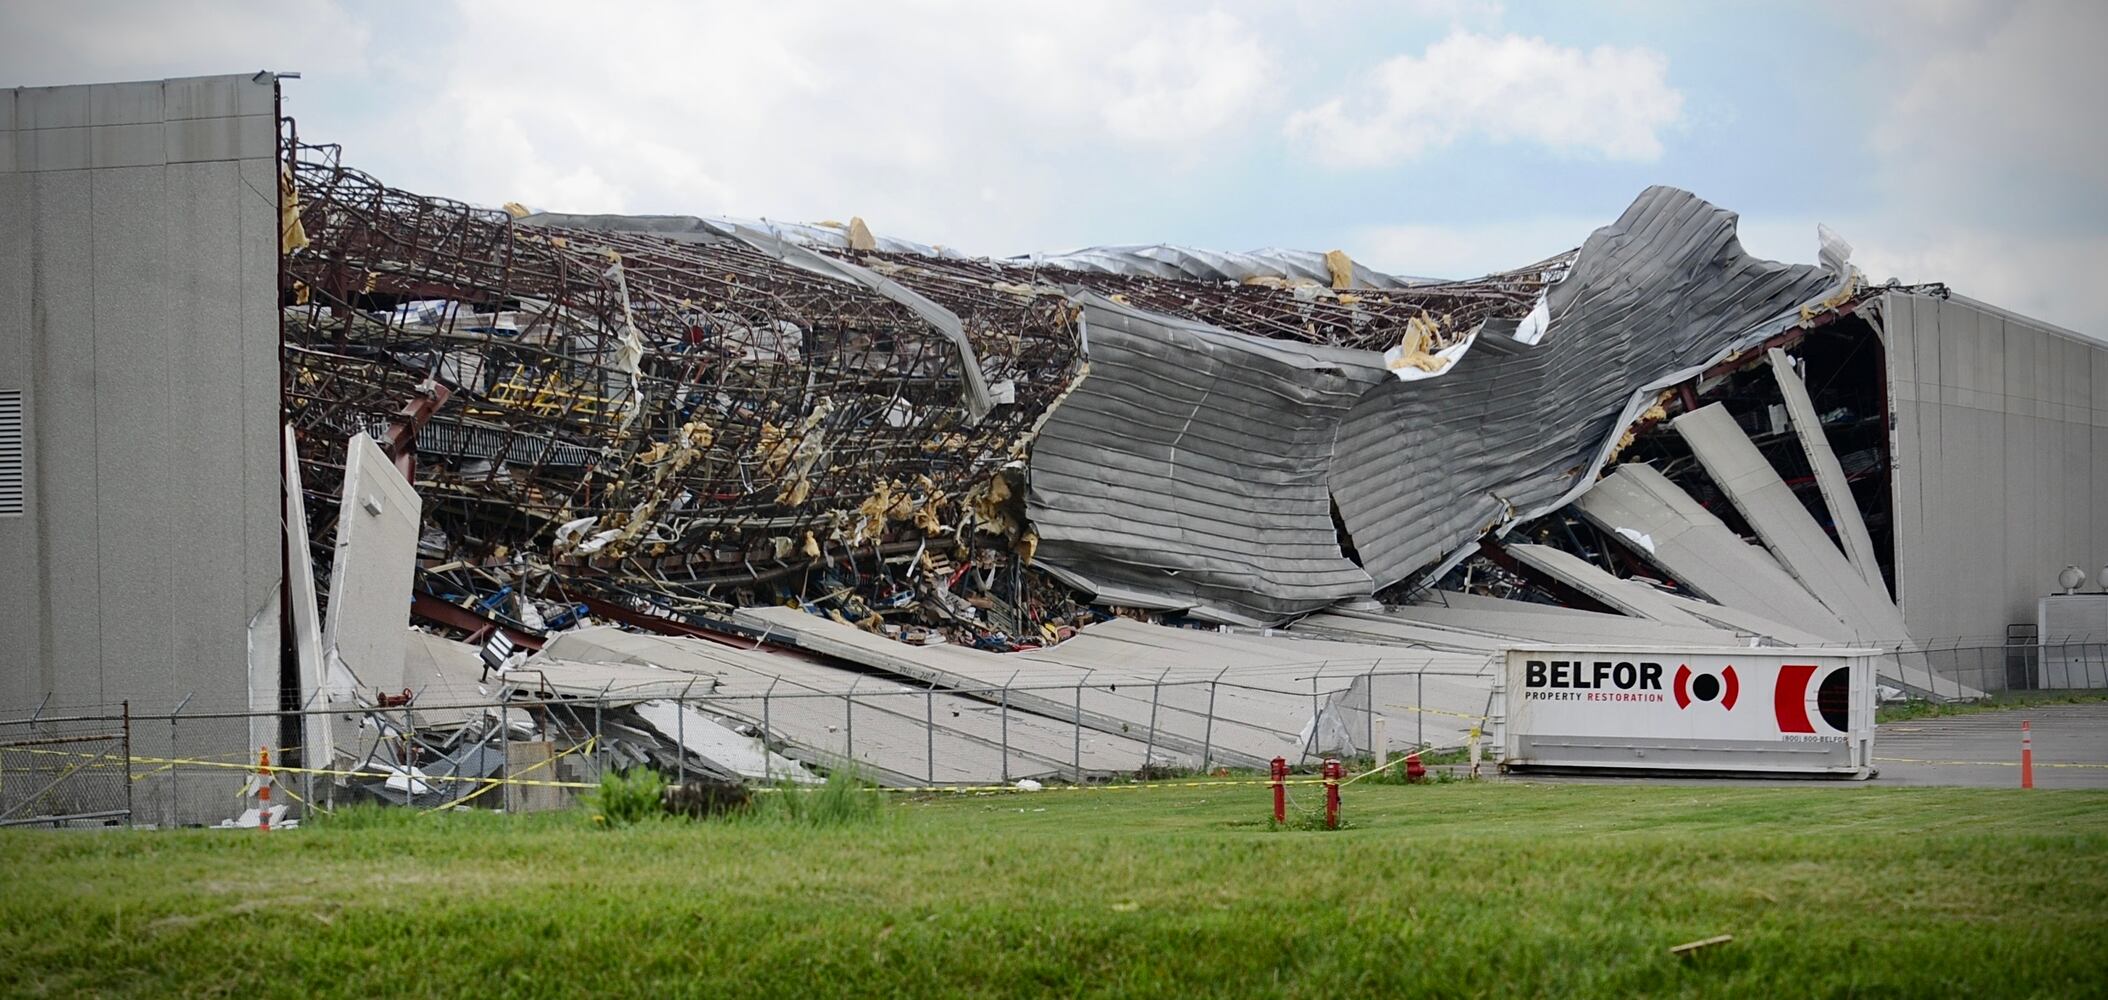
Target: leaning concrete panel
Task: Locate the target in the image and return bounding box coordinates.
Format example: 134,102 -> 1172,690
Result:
1572,463 -> 1850,640
1500,543 -> 1713,627
1652,592 -> 1837,648
1769,348 -> 1884,591
1342,603 -> 1742,648
323,434 -> 423,689
1674,404 -> 1911,644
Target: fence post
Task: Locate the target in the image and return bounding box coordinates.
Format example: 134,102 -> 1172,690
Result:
676,679 -> 698,788
298,689 -> 319,814
925,682 -> 936,787
1416,674 -> 1424,751
762,679 -> 778,783
496,693 -> 508,811
406,702 -> 419,808
1144,667 -> 1168,769
121,701 -> 133,830
844,678 -> 858,767
1201,666 -> 1228,773
1365,667 -> 1377,757
1001,670 -> 1017,784
1072,676 -> 1084,783
596,682 -> 613,780
170,693 -> 192,828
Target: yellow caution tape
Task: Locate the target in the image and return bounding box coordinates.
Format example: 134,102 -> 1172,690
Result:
1873,756 -> 2108,770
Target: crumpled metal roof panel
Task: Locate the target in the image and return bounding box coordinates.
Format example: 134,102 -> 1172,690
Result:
1331,186 -> 1848,591
1026,294 -> 1383,624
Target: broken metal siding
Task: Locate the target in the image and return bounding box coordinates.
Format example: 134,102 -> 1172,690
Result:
1026,294 -> 1383,623
1331,187 -> 1848,593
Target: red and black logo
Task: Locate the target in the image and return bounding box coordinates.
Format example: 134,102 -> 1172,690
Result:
1672,664 -> 1739,710
1774,664 -> 1851,733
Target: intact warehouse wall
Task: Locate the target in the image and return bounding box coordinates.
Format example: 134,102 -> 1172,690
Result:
0,75 -> 283,824
1879,290 -> 2108,643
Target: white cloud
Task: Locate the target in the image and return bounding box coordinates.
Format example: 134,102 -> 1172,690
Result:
1285,31 -> 1682,167
363,2 -> 1280,254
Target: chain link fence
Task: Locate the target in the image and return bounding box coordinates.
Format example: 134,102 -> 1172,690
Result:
0,710 -> 132,828
4,637 -> 2101,826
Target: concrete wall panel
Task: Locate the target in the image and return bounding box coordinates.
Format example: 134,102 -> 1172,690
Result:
1,75 -> 280,824
1881,291 -> 2108,645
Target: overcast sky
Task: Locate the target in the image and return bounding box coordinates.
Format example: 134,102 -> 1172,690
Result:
7,1 -> 2104,333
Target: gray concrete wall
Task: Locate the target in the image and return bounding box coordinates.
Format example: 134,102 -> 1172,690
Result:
1880,290 -> 2108,645
0,75 -> 281,825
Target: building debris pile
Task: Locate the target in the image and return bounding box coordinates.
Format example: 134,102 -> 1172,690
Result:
268,119 -> 1963,812
281,133 -> 1569,651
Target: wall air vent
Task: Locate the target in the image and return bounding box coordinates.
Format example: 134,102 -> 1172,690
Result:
0,390 -> 22,517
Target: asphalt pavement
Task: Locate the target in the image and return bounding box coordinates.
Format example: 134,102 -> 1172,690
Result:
1871,702 -> 2108,789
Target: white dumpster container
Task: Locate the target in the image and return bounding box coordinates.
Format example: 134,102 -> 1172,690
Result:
1498,647 -> 1876,778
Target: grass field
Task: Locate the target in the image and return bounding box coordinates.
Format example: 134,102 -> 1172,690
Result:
1877,689 -> 2108,723
3,780 -> 2106,997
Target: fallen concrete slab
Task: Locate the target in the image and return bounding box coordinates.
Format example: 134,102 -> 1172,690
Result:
1573,463 -> 1852,639
1770,348 -> 1886,592
1674,404 -> 1910,644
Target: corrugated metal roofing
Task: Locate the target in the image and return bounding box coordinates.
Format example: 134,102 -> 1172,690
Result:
1026,293 -> 1385,624
1331,186 -> 1850,592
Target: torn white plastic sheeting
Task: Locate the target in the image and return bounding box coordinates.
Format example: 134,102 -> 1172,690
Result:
1500,544 -> 1714,628
1382,325 -> 1479,381
218,805 -> 294,830
1673,404 -> 1911,643
322,433 -> 423,699
631,701 -> 818,783
1512,295 -> 1551,345
1768,348 -> 1885,592
1612,527 -> 1656,554
1572,463 -> 1852,640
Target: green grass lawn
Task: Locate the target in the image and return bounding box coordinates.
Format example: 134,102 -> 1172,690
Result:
3,781 -> 2106,998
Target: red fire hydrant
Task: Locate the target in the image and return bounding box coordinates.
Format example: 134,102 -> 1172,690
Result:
1323,758 -> 1342,829
1270,757 -> 1287,824
1404,752 -> 1426,784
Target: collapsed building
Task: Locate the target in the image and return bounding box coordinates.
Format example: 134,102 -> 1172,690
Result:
5,74 -> 2107,823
